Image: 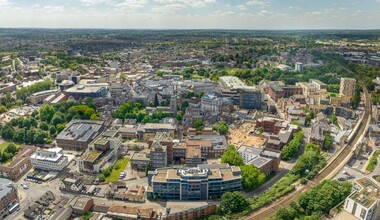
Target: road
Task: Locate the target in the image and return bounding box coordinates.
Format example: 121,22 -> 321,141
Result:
244,66 -> 372,220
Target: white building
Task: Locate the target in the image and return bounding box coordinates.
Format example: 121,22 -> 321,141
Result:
30,147 -> 69,171
295,62 -> 303,72
237,145 -> 263,163
344,177 -> 380,220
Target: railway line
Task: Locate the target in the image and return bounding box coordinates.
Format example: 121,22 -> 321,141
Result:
244,67 -> 371,220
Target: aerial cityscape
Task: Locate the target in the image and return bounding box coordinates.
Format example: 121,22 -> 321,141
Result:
0,1 -> 380,220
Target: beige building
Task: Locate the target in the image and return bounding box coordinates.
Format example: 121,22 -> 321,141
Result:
340,77 -> 356,97
343,177 -> 380,220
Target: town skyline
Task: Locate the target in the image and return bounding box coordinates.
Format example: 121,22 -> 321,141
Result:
0,0 -> 380,29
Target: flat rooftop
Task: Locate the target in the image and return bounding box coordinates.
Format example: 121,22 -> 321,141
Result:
349,177 -> 380,208
66,84 -> 106,93
80,150 -> 102,163
56,120 -> 104,142
0,178 -> 14,199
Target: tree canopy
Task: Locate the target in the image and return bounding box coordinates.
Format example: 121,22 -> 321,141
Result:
219,191 -> 250,215
221,145 -> 244,166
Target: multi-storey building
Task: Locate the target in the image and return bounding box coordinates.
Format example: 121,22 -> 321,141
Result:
236,86 -> 262,110
237,146 -> 281,175
65,84 -> 107,100
150,142 -> 168,170
30,147 -> 69,171
268,83 -> 302,102
147,164 -> 242,200
137,123 -> 176,140
0,146 -> 37,180
344,177 -> 380,220
340,77 -> 356,97
78,130 -> 121,173
0,178 -> 19,219
56,120 -> 106,151
30,89 -> 59,105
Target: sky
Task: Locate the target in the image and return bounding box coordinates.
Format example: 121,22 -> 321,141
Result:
0,0 -> 380,29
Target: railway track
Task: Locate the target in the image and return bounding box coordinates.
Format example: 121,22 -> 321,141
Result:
244,67 -> 371,220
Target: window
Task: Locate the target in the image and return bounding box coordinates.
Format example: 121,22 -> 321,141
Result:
360,208 -> 366,219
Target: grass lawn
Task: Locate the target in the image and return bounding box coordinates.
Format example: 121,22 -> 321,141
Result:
0,141 -> 21,152
106,157 -> 130,182
328,92 -> 339,97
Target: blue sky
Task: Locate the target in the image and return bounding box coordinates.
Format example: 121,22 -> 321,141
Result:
0,0 -> 379,29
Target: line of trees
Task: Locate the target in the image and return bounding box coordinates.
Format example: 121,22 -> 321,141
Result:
272,180 -> 352,220
281,130 -> 304,160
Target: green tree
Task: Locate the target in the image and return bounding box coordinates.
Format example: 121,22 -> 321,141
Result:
39,122 -> 49,131
49,125 -> 57,137
217,121 -> 229,135
219,191 -> 250,214
90,114 -> 99,120
282,130 -> 304,160
33,129 -> 47,144
39,105 -> 56,122
221,145 -> 244,166
5,143 -> 17,154
323,132 -> 333,150
1,124 -> 15,140
241,164 -> 266,191
329,113 -> 338,126
193,120 -> 204,131
50,113 -> 64,127
57,123 -> 66,134
13,128 -> 26,143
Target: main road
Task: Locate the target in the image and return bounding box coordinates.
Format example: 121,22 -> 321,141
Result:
244,66 -> 372,220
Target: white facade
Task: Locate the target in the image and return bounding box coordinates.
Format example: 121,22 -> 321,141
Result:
344,178 -> 380,220
30,147 -> 69,171
237,146 -> 262,164
295,62 -> 303,72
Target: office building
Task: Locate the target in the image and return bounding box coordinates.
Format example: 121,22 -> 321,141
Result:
267,82 -> 302,102
344,177 -> 380,220
150,142 -> 168,170
147,164 -> 242,200
30,147 -> 69,171
137,123 -> 176,140
340,77 -> 356,97
236,86 -> 262,110
65,84 -> 107,100
78,130 -> 121,173
56,120 -> 106,151
30,90 -> 59,105
219,76 -> 246,88
237,146 -> 281,175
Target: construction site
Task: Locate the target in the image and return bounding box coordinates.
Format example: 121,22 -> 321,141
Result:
228,121 -> 267,148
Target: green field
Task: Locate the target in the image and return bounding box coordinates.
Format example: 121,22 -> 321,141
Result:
0,141 -> 21,152
328,92 -> 339,97
106,158 -> 130,182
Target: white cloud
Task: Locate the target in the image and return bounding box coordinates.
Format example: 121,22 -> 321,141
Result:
115,0 -> 148,10
43,5 -> 65,13
154,0 -> 216,8
80,0 -> 111,6
151,3 -> 186,14
246,0 -> 270,7
0,0 -> 9,6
